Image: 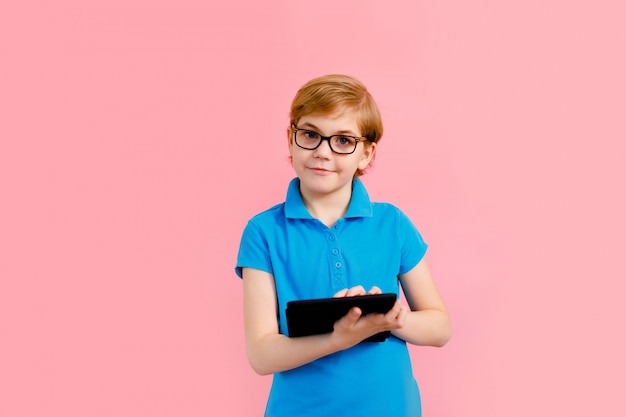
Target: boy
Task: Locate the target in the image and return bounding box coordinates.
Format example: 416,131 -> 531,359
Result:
235,74 -> 451,416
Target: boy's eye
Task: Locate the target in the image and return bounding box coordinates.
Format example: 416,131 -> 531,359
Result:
303,130 -> 319,139
335,136 -> 355,146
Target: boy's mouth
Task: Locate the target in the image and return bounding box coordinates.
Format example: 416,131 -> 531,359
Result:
309,167 -> 333,174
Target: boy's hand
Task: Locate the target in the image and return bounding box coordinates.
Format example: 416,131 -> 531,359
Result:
329,292 -> 407,351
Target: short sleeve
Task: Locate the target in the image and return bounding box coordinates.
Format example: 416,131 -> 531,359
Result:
396,208 -> 428,275
235,220 -> 274,279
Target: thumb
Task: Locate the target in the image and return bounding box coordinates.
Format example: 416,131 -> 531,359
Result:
345,306 -> 362,324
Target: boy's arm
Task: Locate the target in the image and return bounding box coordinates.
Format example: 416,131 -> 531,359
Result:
242,267 -> 406,375
392,259 -> 452,347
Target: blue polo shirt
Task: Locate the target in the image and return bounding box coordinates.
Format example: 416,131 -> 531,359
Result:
236,178 -> 428,417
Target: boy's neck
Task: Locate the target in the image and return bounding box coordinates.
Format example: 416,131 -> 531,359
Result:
299,185 -> 352,228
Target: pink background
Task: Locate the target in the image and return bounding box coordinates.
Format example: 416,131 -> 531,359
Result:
1,1 -> 625,416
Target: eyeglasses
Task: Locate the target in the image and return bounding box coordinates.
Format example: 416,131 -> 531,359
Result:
292,127 -> 370,155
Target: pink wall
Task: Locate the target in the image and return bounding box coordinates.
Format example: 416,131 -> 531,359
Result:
2,1 -> 625,416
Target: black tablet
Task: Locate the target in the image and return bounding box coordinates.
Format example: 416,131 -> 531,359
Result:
285,293 -> 397,342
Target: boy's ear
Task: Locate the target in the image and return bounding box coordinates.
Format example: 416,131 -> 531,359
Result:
359,141 -> 377,169
287,127 -> 296,158
287,127 -> 294,150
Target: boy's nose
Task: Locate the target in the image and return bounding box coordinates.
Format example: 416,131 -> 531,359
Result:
313,138 -> 333,157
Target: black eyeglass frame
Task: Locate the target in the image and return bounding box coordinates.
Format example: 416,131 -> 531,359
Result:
291,127 -> 371,155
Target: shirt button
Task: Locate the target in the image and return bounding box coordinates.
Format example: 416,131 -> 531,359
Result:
335,261 -> 342,268
328,235 -> 335,241
331,248 -> 339,255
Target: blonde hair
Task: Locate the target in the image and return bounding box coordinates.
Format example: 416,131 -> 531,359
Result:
289,74 -> 383,176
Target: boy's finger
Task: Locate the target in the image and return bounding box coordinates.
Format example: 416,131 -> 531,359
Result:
368,286 -> 382,295
338,307 -> 362,327
346,285 -> 366,297
333,288 -> 349,298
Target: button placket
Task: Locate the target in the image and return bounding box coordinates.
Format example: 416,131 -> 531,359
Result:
328,232 -> 346,290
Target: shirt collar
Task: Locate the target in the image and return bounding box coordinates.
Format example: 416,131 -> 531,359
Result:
284,177 -> 373,219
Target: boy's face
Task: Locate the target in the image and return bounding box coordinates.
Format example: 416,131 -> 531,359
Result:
287,111 -> 376,201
